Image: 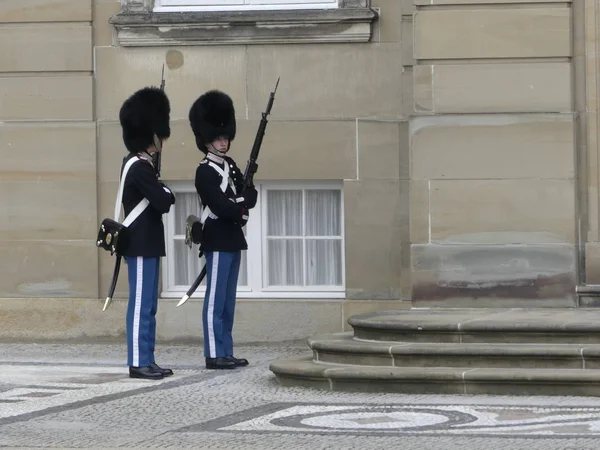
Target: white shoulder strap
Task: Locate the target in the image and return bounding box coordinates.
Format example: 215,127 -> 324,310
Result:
200,160 -> 231,224
123,199 -> 150,227
208,160 -> 230,192
113,156 -> 150,226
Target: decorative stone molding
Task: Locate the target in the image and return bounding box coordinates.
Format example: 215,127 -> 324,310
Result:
121,0 -> 155,13
110,1 -> 377,46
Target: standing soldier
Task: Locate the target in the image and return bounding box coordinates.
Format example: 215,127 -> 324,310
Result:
118,86 -> 176,379
188,90 -> 258,370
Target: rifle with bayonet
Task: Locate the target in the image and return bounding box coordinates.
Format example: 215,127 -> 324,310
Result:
178,78 -> 280,307
151,65 -> 166,179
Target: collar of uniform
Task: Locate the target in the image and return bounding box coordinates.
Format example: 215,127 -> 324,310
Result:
137,151 -> 154,166
206,152 -> 225,165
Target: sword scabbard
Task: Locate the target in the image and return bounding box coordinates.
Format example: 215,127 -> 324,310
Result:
177,265 -> 206,307
103,256 -> 121,311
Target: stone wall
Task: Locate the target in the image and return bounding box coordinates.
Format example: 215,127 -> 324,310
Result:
0,0 -> 411,342
0,1 -> 97,299
580,0 -> 600,305
409,0 -> 577,307
0,0 -> 592,343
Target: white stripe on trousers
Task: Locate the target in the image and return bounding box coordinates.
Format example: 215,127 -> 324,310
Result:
207,252 -> 220,358
133,256 -> 143,367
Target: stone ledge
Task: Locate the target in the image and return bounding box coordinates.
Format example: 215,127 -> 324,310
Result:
109,9 -> 379,47
347,309 -> 600,343
0,297 -> 346,344
308,332 -> 600,369
270,356 -> 600,395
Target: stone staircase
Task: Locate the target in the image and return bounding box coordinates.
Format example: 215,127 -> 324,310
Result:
269,308 -> 600,396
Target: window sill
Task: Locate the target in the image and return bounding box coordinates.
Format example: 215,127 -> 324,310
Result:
109,8 -> 378,47
160,291 -> 346,299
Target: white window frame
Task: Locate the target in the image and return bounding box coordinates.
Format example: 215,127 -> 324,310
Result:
161,180 -> 345,299
154,0 -> 338,12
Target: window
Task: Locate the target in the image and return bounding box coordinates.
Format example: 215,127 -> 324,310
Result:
162,181 -> 345,299
154,0 -> 338,12
111,0 -> 377,47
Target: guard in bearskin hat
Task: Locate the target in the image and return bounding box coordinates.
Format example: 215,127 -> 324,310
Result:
189,90 -> 258,370
119,86 -> 176,379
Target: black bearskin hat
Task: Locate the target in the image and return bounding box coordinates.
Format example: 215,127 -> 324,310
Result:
189,90 -> 236,153
119,87 -> 171,153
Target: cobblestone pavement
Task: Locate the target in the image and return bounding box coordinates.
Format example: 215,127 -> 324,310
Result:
2,343 -> 600,449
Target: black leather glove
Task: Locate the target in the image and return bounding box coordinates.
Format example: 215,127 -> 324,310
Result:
161,183 -> 176,204
239,205 -> 249,226
242,187 -> 258,208
191,221 -> 203,244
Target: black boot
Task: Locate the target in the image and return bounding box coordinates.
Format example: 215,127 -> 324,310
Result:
205,357 -> 236,370
150,363 -> 173,377
129,365 -> 164,380
226,356 -> 249,367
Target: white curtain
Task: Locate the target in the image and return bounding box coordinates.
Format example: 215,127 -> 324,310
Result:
306,190 -> 341,236
174,239 -> 205,287
267,189 -> 342,287
172,192 -> 247,287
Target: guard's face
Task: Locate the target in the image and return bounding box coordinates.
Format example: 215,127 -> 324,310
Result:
210,136 -> 230,154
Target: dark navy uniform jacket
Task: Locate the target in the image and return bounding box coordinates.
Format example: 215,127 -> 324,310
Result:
195,153 -> 257,252
120,152 -> 175,258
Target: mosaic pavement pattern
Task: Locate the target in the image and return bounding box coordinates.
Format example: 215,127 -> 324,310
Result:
2,344 -> 600,449
0,362 -> 203,428
189,403 -> 600,437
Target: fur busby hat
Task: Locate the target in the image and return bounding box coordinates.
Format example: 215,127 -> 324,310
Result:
119,87 -> 171,153
189,90 -> 236,153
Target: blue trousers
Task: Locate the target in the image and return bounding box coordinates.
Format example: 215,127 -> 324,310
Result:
125,256 -> 159,367
203,251 -> 241,358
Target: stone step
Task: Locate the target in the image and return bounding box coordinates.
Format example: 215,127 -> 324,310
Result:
309,333 -> 600,369
348,309 -> 600,344
269,356 -> 600,396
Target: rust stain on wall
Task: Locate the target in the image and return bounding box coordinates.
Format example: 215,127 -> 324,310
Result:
413,273 -> 575,301
165,50 -> 184,70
